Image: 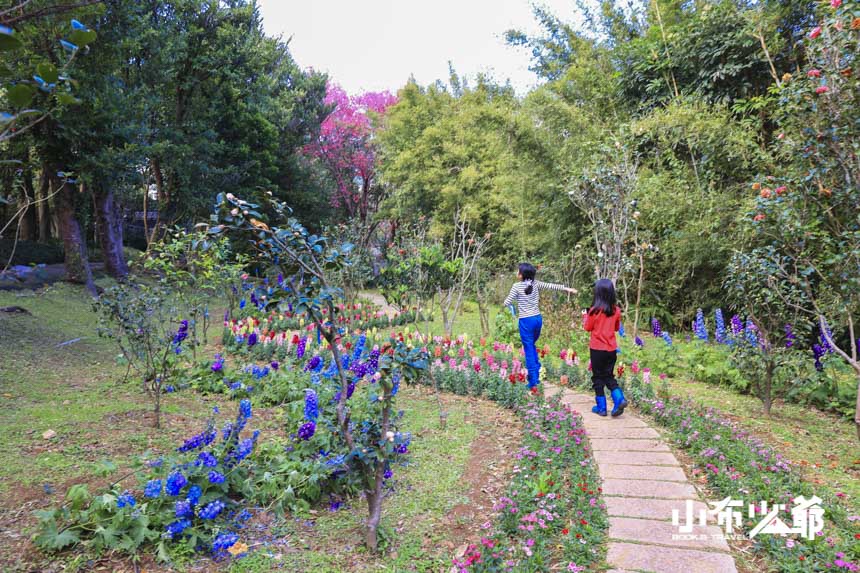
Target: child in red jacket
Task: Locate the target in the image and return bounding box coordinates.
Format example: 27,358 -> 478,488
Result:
582,279 -> 627,417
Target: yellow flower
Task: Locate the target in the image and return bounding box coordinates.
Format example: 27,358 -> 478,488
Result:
781,72 -> 792,82
227,541 -> 249,556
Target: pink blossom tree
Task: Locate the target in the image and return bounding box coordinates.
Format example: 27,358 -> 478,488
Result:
304,83 -> 396,222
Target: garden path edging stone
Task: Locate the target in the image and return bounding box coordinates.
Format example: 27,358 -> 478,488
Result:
546,384 -> 739,573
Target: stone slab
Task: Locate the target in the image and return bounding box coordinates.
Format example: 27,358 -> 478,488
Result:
593,451 -> 681,467
609,517 -> 730,552
604,497 -> 711,522
590,438 -> 671,452
580,418 -> 650,429
587,427 -> 661,439
607,542 -> 738,573
601,479 -> 697,499
599,464 -> 688,482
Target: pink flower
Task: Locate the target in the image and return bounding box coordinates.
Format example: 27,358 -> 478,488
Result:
815,86 -> 829,94
831,0 -> 841,7
807,69 -> 821,78
809,26 -> 821,39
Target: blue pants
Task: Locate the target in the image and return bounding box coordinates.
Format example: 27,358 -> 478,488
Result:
519,315 -> 543,388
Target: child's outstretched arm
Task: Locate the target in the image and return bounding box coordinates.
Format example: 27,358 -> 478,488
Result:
503,284 -> 517,308
536,281 -> 578,294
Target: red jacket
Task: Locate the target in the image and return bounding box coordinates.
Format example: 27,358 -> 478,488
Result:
583,306 -> 621,351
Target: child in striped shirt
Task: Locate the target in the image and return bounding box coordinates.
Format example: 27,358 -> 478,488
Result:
503,263 -> 576,388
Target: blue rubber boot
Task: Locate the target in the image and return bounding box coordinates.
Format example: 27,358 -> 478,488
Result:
610,388 -> 628,417
591,396 -> 607,416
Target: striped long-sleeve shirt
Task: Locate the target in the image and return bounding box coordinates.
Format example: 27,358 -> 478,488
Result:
503,280 -> 568,319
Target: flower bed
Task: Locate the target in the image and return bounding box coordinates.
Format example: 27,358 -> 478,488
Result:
452,396 -> 607,572
552,361 -> 860,573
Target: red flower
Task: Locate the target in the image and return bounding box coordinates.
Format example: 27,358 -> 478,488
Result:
617,365 -> 625,378
562,528 -> 569,535
815,86 -> 829,94
809,26 -> 821,39
580,519 -> 588,525
537,492 -> 545,497
530,387 -> 538,395
575,533 -> 582,538
509,373 -> 516,383
753,213 -> 766,222
807,69 -> 821,78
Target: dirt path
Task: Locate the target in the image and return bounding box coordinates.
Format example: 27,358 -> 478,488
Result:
546,384 -> 739,573
358,290 -> 399,318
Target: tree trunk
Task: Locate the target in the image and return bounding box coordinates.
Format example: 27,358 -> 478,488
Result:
18,172 -> 37,241
36,168 -> 51,242
761,360 -> 773,417
94,187 -> 128,279
365,483 -> 384,552
53,173 -> 96,295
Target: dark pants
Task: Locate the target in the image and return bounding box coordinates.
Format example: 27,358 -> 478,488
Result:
590,348 -> 619,397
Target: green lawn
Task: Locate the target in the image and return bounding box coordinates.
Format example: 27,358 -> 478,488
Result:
665,376 -> 860,506
0,284 -> 521,572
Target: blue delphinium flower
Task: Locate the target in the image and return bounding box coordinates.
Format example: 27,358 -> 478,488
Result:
173,320 -> 189,346
177,424 -> 217,453
715,309 -> 726,344
239,399 -> 252,419
694,308 -> 708,342
165,385 -> 176,393
211,354 -> 224,373
298,421 -> 316,440
651,318 -> 662,337
304,389 -> 319,421
812,344 -> 826,371
222,422 -> 233,441
618,323 -> 625,337
784,324 -> 797,348
116,491 -> 136,508
352,334 -> 367,360
296,337 -> 307,359
165,518 -> 192,539
208,471 -> 226,484
198,499 -> 226,519
661,331 -> 673,346
304,355 -> 322,372
311,373 -> 321,385
232,435 -> 256,462
634,335 -> 644,347
391,373 -> 401,397
144,479 -> 162,498
165,471 -> 187,496
175,499 -> 193,518
247,332 -> 257,347
198,451 -> 218,467
271,360 -> 280,371
383,468 -> 393,479
212,532 -> 239,553
187,485 -> 202,506
239,299 -> 246,309
745,320 -> 758,346
730,314 -> 743,335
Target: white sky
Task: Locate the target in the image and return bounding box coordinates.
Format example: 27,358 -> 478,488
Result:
258,0 -> 580,95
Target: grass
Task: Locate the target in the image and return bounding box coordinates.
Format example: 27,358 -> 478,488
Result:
0,284 -> 521,572
664,376 -> 860,507
228,385 -> 517,572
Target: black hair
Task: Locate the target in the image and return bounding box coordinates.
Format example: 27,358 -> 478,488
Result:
589,278 -> 616,317
519,263 -> 537,294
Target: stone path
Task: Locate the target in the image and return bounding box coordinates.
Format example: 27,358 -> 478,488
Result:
545,384 -> 739,573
